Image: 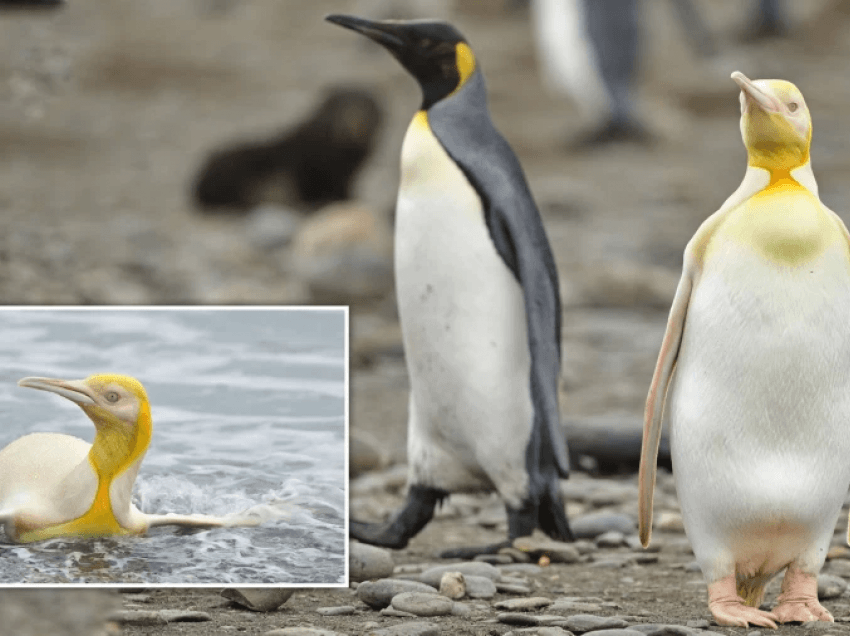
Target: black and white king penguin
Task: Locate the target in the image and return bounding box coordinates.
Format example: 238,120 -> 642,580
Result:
326,14 -> 572,555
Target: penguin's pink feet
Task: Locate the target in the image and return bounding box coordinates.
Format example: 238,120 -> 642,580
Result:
773,567 -> 833,624
708,576 -> 778,629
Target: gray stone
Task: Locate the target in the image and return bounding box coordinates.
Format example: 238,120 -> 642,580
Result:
290,203 -> 393,304
350,541 -> 395,582
619,625 -> 665,633
380,607 -> 417,617
633,554 -> 659,565
264,629 -> 347,636
499,613 -> 549,626
561,614 -> 630,633
575,631 -> 646,636
465,575 -> 498,599
626,535 -> 661,552
121,594 -> 152,603
589,557 -> 629,568
513,536 -> 581,563
316,606 -> 356,616
683,561 -> 702,573
390,591 -> 454,617
685,620 -> 709,629
504,629 -> 575,636
418,561 -> 500,586
371,622 -> 441,636
819,574 -> 848,599
657,511 -> 685,532
221,588 -> 295,612
573,540 -> 597,555
642,626 -> 697,636
475,553 -> 513,565
572,512 -> 637,539
497,582 -> 533,595
501,547 -> 534,563
438,571 -> 466,599
500,564 -> 544,576
451,602 -> 473,617
159,610 -> 212,622
549,601 -> 603,613
356,578 -> 437,609
502,615 -> 571,627
596,531 -> 626,548
245,204 -> 302,250
109,610 -> 166,626
495,597 -> 554,611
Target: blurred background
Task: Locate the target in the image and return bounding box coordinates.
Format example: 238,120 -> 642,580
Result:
1,0 -> 850,484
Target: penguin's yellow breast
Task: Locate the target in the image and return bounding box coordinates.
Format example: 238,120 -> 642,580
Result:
707,181 -> 844,267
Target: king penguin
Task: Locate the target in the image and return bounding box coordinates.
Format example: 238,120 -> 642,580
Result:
639,72 -> 850,627
0,374 -> 258,543
326,14 -> 572,555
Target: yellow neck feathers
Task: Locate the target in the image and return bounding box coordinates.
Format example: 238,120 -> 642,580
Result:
18,375 -> 153,542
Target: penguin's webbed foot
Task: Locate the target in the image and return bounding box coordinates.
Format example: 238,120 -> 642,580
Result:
349,519 -> 410,550
708,576 -> 778,629
349,484 -> 446,550
773,567 -> 834,624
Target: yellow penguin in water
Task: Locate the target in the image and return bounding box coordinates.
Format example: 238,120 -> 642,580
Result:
0,374 -> 257,543
639,72 -> 850,628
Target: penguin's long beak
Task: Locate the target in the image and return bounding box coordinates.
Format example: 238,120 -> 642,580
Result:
731,71 -> 780,114
325,14 -> 407,53
18,377 -> 96,406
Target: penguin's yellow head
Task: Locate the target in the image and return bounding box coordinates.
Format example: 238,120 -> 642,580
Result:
732,71 -> 811,173
18,374 -> 153,473
326,14 -> 476,110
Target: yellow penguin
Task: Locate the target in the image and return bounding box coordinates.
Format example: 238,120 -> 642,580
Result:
0,374 -> 257,543
639,72 -> 850,628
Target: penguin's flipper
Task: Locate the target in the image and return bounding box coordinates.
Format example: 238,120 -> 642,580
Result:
145,512 -> 259,530
638,269 -> 693,547
349,485 -> 446,550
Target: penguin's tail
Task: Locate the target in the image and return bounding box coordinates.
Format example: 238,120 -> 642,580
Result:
538,481 -> 573,542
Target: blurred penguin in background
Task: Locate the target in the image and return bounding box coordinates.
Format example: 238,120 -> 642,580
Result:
0,0 -> 64,8
532,0 -> 649,148
353,0 -> 454,20
742,0 -> 788,40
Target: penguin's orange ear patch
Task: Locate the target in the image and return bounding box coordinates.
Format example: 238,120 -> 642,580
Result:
455,43 -> 476,89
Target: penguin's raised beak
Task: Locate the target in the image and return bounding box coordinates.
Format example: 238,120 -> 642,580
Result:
18,377 -> 96,406
325,14 -> 407,53
731,71 -> 780,114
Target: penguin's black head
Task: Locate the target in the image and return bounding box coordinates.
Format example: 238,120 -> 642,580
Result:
326,14 -> 476,110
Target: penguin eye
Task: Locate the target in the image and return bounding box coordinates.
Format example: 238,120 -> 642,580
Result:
787,102 -> 799,113
105,391 -> 120,403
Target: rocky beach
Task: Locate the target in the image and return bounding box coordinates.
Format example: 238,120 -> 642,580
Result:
3,0 -> 850,634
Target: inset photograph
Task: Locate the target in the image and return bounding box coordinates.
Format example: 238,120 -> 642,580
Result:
0,307 -> 347,586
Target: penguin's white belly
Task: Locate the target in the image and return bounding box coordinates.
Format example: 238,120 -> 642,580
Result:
394,115 -> 532,507
0,433 -> 95,527
669,242 -> 850,579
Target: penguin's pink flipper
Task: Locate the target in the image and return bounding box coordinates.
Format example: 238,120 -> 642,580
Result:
638,268 -> 692,547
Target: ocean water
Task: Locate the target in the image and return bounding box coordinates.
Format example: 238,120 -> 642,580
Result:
0,308 -> 347,586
